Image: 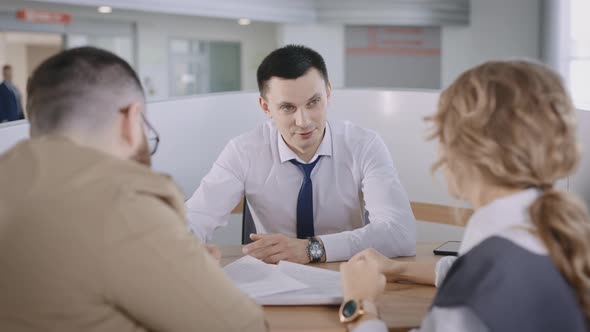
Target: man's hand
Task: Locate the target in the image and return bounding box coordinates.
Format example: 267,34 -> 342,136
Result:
242,233 -> 309,264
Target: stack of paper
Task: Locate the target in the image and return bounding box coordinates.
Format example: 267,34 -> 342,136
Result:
224,255 -> 343,305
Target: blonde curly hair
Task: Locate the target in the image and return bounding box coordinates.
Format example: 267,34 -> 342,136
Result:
429,60 -> 590,321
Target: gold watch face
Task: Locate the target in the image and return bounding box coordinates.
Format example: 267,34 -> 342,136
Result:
339,299 -> 361,323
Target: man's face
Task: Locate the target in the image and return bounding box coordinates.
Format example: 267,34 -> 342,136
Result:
260,68 -> 330,158
3,67 -> 12,81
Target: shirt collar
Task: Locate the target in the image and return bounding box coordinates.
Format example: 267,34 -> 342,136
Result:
459,188 -> 541,255
277,121 -> 333,164
4,81 -> 16,91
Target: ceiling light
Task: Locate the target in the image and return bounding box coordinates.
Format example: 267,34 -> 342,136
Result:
238,18 -> 251,26
98,6 -> 112,14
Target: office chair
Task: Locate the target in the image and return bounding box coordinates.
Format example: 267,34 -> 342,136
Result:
241,197 -> 257,244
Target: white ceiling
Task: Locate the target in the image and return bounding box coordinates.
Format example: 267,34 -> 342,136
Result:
23,0 -> 470,25
24,0 -> 317,23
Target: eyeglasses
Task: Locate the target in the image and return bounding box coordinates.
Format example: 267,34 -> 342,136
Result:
119,107 -> 160,156
141,112 -> 160,156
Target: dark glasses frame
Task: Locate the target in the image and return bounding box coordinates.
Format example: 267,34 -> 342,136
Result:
119,107 -> 160,156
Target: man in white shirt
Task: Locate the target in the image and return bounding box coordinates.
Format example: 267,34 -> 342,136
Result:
186,45 -> 416,264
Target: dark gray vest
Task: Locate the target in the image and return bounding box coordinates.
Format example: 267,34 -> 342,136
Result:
432,236 -> 587,332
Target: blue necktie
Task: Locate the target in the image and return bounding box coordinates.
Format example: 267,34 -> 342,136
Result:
290,156 -> 322,239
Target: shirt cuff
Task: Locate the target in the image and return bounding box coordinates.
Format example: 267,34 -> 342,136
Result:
434,256 -> 457,288
351,319 -> 388,332
318,232 -> 351,262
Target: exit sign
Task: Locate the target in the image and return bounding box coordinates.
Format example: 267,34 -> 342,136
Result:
16,9 -> 72,24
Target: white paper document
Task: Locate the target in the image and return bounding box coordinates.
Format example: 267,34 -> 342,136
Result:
223,255 -> 308,298
224,256 -> 343,306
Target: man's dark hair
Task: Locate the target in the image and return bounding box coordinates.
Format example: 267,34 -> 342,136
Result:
27,46 -> 144,136
256,44 -> 329,97
2,65 -> 11,71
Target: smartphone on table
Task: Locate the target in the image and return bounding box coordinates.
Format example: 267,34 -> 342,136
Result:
433,241 -> 461,256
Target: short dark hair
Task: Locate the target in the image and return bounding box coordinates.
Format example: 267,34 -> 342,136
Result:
27,47 -> 144,136
256,44 -> 329,97
2,65 -> 11,71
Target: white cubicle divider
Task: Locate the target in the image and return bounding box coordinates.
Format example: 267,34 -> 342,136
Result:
147,89 -> 460,208
0,120 -> 29,155
146,89 -> 465,243
1,90 -> 589,244
148,92 -> 266,198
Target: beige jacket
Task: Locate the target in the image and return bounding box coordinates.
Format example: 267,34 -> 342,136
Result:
0,137 -> 266,332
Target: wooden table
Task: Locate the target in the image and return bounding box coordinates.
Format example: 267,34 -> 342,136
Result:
221,243 -> 440,332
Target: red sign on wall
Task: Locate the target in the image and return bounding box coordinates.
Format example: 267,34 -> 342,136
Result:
16,9 -> 72,24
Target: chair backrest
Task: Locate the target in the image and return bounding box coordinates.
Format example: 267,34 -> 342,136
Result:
241,197 -> 257,244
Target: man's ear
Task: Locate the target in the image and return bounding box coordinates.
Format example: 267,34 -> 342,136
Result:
259,96 -> 272,118
326,81 -> 332,102
120,102 -> 143,148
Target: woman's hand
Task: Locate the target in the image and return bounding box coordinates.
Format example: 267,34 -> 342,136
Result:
349,248 -> 406,282
340,255 -> 386,301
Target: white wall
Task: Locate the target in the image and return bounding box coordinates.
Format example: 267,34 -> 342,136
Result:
345,26 -> 441,90
277,23 -> 345,88
143,90 -> 469,244
0,1 -> 279,100
441,0 -> 542,86
2,92 -> 590,245
0,34 -> 6,66
3,0 -> 544,95
277,0 -> 542,90
135,16 -> 277,100
540,0 -> 570,80
4,42 -> 27,102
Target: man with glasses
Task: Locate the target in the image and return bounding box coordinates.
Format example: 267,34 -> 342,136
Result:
0,47 -> 266,332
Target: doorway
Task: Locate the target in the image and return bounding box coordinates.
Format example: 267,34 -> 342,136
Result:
0,31 -> 63,117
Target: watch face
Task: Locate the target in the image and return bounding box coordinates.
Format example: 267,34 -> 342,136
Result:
309,242 -> 324,258
341,300 -> 357,318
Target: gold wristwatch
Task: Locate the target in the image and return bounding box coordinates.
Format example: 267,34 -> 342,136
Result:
339,299 -> 379,323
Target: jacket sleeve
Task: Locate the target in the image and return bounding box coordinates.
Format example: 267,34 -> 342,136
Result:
102,192 -> 266,332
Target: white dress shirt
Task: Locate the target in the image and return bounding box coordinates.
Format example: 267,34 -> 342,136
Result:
186,120 -> 416,261
354,188 -> 548,332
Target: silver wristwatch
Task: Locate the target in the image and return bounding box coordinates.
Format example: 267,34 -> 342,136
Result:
307,236 -> 324,263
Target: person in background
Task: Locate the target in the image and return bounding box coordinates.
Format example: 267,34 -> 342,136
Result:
339,60 -> 590,332
186,45 -> 416,265
0,64 -> 23,122
0,47 -> 266,332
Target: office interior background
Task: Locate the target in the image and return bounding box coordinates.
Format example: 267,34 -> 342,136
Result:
0,0 -> 589,245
